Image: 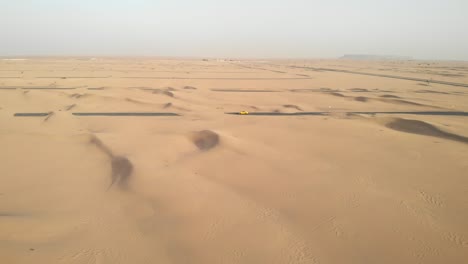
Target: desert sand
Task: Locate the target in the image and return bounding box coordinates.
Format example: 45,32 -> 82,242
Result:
1,57 -> 468,264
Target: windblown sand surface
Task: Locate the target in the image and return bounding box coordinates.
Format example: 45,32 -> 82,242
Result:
1,58 -> 468,264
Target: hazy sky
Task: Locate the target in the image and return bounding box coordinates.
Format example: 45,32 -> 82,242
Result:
1,0 -> 467,60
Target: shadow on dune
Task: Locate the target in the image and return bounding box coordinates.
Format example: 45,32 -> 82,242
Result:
380,98 -> 432,107
324,91 -> 440,108
183,86 -> 197,90
385,118 -> 468,144
211,89 -> 279,93
89,135 -> 134,190
0,212 -> 31,217
290,88 -> 341,93
65,104 -> 76,111
43,111 -> 54,122
354,96 -> 369,102
349,88 -> 369,92
415,90 -> 450,95
283,104 -> 303,111
329,92 -> 345,97
380,94 -> 401,98
153,90 -> 174,97
190,130 -> 220,151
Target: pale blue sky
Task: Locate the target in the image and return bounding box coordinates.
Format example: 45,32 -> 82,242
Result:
1,0 -> 467,60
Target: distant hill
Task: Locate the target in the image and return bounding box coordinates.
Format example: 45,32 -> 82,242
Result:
340,54 -> 412,60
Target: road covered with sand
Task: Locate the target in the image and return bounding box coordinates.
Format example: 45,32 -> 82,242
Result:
1,58 -> 468,263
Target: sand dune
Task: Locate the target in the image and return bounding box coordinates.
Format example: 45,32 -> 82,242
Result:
1,58 -> 468,264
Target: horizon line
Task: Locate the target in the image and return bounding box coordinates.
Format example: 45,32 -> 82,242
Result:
1,55 -> 467,62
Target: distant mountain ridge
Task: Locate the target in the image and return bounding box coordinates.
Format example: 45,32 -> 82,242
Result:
340,54 -> 412,60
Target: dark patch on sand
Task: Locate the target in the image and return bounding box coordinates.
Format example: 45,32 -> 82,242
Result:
190,130 -> 220,151
320,88 -> 339,92
380,94 -> 401,98
132,86 -> 153,90
163,91 -> 174,97
269,70 -> 286,73
152,89 -> 174,97
43,111 -> 54,122
73,112 -> 179,116
89,135 -> 133,190
211,89 -> 278,93
415,90 -> 450,95
290,88 -> 341,93
385,118 -> 468,144
21,87 -> 76,90
283,104 -> 304,111
108,156 -> 133,190
87,87 -> 106,90
183,86 -> 197,90
0,212 -> 31,217
296,74 -> 310,77
417,83 -> 430,86
125,98 -> 142,104
354,96 -> 369,102
349,88 -> 369,92
65,104 -> 76,111
14,113 -> 50,117
161,102 -> 189,111
226,111 -> 326,116
343,113 -> 362,119
376,89 -> 395,93
328,92 -> 346,97
69,93 -> 84,99
338,92 -> 440,108
437,73 -> 464,77
381,99 -> 428,107
124,97 -> 156,105
141,87 -> 176,97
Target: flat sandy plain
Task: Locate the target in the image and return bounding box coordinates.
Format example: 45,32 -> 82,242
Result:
1,57 -> 468,264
